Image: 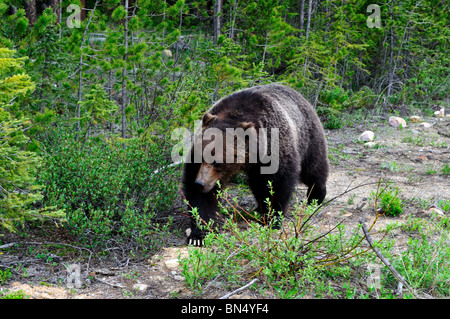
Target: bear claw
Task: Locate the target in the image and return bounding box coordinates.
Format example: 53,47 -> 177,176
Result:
187,238 -> 205,246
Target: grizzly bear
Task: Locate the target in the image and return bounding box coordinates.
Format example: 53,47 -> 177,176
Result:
181,84 -> 329,246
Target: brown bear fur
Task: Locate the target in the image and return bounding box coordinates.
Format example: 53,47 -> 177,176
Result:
182,84 -> 329,245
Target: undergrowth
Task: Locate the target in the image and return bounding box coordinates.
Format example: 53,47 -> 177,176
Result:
180,181 -> 450,299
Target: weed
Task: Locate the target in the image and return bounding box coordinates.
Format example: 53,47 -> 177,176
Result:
438,199 -> 450,213
181,184 -> 386,298
442,164 -> 450,176
372,184 -> 403,217
381,161 -> 399,172
0,290 -> 29,299
0,269 -> 12,285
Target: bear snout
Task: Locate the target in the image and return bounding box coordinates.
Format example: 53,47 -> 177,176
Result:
195,163 -> 219,193
194,179 -> 206,190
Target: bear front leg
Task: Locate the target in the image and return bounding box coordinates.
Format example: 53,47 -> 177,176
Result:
185,189 -> 218,246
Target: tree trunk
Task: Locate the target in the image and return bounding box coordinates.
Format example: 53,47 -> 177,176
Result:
299,0 -> 305,36
24,0 -> 37,25
80,0 -> 86,20
305,0 -> 312,40
76,1 -> 98,138
386,1 -> 394,103
121,0 -> 129,143
229,0 -> 237,39
213,0 -> 222,44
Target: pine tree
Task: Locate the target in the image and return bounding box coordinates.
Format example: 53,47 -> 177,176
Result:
0,47 -> 58,231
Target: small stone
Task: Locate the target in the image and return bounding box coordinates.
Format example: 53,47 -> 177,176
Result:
133,283 -> 149,292
419,122 -> 432,129
409,116 -> 422,123
426,207 -> 445,217
162,49 -> 172,58
358,130 -> 374,142
389,116 -> 407,128
174,275 -> 185,281
364,142 -> 377,148
434,108 -> 445,117
164,259 -> 180,269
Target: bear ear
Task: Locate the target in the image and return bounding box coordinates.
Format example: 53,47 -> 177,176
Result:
241,122 -> 254,130
202,112 -> 217,126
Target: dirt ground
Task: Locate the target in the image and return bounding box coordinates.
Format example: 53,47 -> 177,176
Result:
1,111 -> 449,299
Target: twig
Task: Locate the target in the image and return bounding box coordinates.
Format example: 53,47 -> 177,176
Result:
19,241 -> 93,273
219,278 -> 258,299
0,242 -> 16,249
358,218 -> 421,299
95,277 -> 126,289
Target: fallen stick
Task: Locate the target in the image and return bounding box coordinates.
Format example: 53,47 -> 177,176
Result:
219,279 -> 258,299
0,243 -> 16,249
358,218 -> 421,299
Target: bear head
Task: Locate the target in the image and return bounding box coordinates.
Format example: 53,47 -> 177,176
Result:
193,112 -> 259,193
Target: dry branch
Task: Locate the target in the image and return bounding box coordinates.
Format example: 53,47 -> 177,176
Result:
358,217 -> 422,299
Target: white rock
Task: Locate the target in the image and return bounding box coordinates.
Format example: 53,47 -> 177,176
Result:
164,259 -> 180,269
162,49 -> 172,58
409,116 -> 422,123
434,108 -> 445,117
174,275 -> 185,281
364,142 -> 377,148
426,207 -> 445,217
419,122 -> 432,129
358,130 -> 374,142
133,283 -> 149,292
389,116 -> 407,128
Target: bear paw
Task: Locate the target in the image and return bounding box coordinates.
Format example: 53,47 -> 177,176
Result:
186,228 -> 205,246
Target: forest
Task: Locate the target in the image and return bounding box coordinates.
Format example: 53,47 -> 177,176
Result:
0,0 -> 449,299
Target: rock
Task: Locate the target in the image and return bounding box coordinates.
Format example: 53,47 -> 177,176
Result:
417,155 -> 428,162
364,142 -> 377,148
162,49 -> 172,58
409,116 -> 422,123
434,108 -> 445,117
426,207 -> 445,217
389,116 -> 407,128
164,259 -> 180,270
358,130 -> 374,142
174,275 -> 185,281
133,283 -> 149,292
419,122 -> 432,129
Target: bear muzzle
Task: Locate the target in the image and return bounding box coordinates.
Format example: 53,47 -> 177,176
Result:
195,164 -> 219,193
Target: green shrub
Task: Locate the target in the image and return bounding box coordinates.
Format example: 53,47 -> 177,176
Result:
372,185 -> 403,217
37,128 -> 180,250
442,164 -> 450,176
180,190 -> 369,298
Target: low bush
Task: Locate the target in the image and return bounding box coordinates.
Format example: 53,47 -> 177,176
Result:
37,128 -> 180,251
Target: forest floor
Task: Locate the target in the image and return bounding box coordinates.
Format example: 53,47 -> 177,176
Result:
1,111 -> 449,299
